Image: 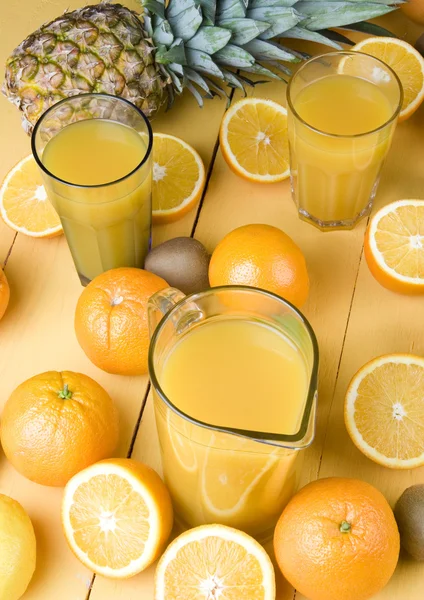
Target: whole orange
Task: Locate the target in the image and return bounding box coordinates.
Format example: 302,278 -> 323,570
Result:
274,477 -> 399,600
401,0 -> 424,25
0,267 -> 10,321
0,371 -> 119,487
208,224 -> 309,307
75,267 -> 168,375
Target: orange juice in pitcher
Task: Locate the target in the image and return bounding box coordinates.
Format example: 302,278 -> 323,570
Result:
148,286 -> 318,540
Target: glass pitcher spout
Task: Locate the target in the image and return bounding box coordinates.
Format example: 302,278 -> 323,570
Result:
148,285 -> 318,450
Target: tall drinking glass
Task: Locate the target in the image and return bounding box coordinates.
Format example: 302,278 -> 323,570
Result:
287,52 -> 403,231
148,286 -> 319,540
32,93 -> 153,285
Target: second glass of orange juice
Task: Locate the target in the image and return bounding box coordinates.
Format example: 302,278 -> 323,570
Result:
148,286 -> 318,540
287,52 -> 402,230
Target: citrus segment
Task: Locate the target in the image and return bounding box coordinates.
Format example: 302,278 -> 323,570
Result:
220,98 -> 290,183
0,155 -> 62,237
62,459 -> 173,578
345,354 -> 424,468
155,524 -> 275,600
364,199 -> 424,294
152,133 -> 205,223
352,37 -> 424,121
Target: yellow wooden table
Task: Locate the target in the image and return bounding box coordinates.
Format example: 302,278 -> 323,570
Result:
1,2 -> 423,599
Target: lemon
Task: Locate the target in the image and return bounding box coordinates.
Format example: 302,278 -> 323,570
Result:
0,494 -> 36,600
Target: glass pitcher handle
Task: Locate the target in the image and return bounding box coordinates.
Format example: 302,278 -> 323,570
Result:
147,287 -> 186,339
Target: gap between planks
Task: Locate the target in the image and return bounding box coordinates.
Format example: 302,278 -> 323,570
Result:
2,232 -> 17,269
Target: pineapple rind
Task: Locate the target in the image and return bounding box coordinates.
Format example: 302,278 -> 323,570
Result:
2,0 -> 400,133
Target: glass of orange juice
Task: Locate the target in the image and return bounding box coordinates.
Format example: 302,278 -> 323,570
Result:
32,93 -> 152,285
287,51 -> 402,231
148,286 -> 318,540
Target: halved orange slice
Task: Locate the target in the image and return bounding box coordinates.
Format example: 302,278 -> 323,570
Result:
220,98 -> 290,183
62,458 -> 173,578
352,37 -> 424,121
0,155 -> 62,237
364,199 -> 424,294
155,524 -> 275,600
152,133 -> 205,223
345,354 -> 424,469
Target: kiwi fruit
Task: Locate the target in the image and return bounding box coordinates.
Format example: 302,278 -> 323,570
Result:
145,237 -> 210,295
394,484 -> 424,560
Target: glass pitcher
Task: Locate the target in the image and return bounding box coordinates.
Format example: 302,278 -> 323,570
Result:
148,286 -> 318,540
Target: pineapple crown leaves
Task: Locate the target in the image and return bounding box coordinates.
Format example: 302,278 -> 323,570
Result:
139,0 -> 401,107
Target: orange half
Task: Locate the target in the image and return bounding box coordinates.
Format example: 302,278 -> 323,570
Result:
352,37 -> 424,121
152,133 -> 205,223
0,155 -> 62,237
155,524 -> 275,600
220,98 -> 290,183
364,199 -> 424,294
345,354 -> 424,469
62,458 -> 173,578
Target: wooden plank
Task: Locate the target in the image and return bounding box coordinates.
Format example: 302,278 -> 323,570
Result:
101,10 -> 424,600
1,2 -> 422,600
100,52 -> 367,600
313,104 -> 424,600
191,96 -> 367,600
0,4 -> 228,600
0,99 -> 226,600
93,122 -> 366,600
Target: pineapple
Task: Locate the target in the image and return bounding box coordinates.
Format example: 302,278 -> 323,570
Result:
3,0 -> 400,133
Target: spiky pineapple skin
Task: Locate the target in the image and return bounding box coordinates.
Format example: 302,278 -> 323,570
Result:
3,3 -> 169,133
3,1 -> 399,134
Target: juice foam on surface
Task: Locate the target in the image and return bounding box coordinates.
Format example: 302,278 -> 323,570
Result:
42,119 -> 147,186
293,74 -> 393,136
160,317 -> 308,435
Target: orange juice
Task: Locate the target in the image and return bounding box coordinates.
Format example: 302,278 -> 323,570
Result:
41,118 -> 151,283
289,73 -> 397,228
154,317 -> 309,537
